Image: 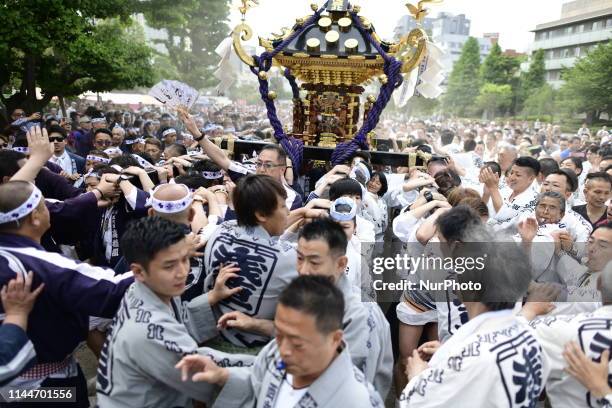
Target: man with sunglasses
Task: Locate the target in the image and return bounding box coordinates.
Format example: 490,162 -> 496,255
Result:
178,108 -> 303,211
48,125 -> 85,181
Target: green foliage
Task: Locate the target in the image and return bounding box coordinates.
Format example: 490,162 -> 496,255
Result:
143,0 -> 230,90
0,0 -> 155,118
558,42 -> 612,123
522,84 -> 556,119
442,37 -> 482,117
522,49 -> 546,92
476,83 -> 513,119
480,43 -> 520,85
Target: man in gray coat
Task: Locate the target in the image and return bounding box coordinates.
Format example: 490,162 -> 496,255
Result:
177,275 -> 384,408
96,217 -> 227,408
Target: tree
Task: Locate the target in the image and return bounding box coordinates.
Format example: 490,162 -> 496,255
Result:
558,42 -> 612,124
0,1 -> 156,124
521,49 -> 546,93
476,83 -> 513,119
522,84 -> 556,120
143,0 -> 230,90
442,37 -> 482,117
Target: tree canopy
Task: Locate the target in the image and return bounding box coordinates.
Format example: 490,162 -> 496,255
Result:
442,37 -> 482,117
0,0 -> 157,121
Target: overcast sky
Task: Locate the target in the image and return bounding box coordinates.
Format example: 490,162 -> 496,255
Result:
228,0 -> 566,52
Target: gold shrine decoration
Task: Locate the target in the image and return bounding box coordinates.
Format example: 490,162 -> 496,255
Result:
231,1 -> 437,79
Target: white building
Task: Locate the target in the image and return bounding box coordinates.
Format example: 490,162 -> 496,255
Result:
394,12 -> 493,81
530,0 -> 612,88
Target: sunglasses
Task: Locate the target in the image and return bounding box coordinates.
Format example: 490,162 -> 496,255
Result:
49,137 -> 65,143
95,140 -> 112,146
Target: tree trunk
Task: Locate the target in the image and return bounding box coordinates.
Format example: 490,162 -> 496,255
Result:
23,54 -> 38,114
58,95 -> 67,118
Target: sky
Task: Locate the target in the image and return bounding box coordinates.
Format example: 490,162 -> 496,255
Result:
228,0 -> 566,52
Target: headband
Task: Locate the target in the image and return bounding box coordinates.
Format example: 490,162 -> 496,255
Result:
0,184 -> 43,225
124,138 -> 145,145
202,170 -> 223,180
86,155 -> 110,164
162,128 -> 177,137
91,117 -> 107,124
149,184 -> 193,214
330,197 -> 357,222
131,154 -> 155,170
350,162 -> 371,185
12,147 -> 29,154
104,147 -> 122,156
83,169 -> 101,179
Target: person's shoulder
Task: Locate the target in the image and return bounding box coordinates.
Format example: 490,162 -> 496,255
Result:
343,365 -> 384,407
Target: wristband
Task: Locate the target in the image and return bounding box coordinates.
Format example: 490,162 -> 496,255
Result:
194,133 -> 206,142
424,190 -> 434,203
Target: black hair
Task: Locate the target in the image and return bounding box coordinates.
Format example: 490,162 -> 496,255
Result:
464,139 -> 476,152
586,171 -> 612,187
298,218 -> 348,257
94,128 -> 112,138
329,178 -> 363,201
550,169 -> 578,192
120,216 -> 187,270
109,155 -> 141,169
435,205 -> 482,242
512,156 -> 541,176
278,275 -> 345,334
561,157 -> 583,174
369,172 -> 388,197
260,144 -> 287,164
233,174 -> 287,227
483,161 -> 502,178
164,143 -> 187,157
349,151 -> 371,164
0,150 -> 26,179
191,159 -> 224,187
441,129 -> 455,146
175,174 -> 208,190
538,158 -> 559,178
46,125 -> 67,139
589,145 -> 601,154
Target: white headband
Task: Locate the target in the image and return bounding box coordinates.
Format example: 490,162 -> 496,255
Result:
162,128 -> 177,137
124,138 -> 145,145
202,171 -> 223,180
131,154 -> 155,170
350,162 -> 371,185
87,155 -> 110,164
104,147 -> 122,156
0,185 -> 43,224
84,169 -> 101,179
330,197 -> 357,222
91,117 -> 106,124
12,147 -> 29,154
150,184 -> 193,214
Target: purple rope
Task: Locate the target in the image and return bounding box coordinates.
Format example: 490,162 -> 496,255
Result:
248,6 -> 326,171
284,68 -> 300,100
330,11 -> 404,164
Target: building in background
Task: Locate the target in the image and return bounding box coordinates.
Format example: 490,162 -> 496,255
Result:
394,12 -> 494,83
530,0 -> 612,88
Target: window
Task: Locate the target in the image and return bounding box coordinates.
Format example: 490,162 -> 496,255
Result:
607,18 -> 612,27
565,26 -> 574,35
575,47 -> 581,57
584,22 -> 593,31
577,24 -> 584,33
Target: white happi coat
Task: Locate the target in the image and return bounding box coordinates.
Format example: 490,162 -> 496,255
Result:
96,281 -> 216,408
488,186 -> 538,234
400,309 -> 550,408
212,340 -> 384,408
529,305 -> 612,408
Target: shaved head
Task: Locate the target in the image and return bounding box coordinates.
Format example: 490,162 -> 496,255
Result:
149,184 -> 193,225
0,181 -> 35,229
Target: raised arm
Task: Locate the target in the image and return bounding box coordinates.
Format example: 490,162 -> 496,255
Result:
178,107 -> 231,171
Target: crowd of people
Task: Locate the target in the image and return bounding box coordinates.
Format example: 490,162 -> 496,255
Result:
0,100 -> 611,408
